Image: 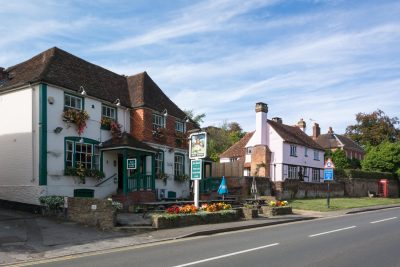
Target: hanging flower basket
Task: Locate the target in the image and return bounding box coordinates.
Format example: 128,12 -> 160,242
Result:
100,117 -> 112,130
110,121 -> 122,138
62,109 -> 90,135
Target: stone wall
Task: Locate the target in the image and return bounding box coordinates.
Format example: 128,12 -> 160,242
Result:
342,178 -> 399,198
67,197 -> 116,229
274,180 -> 344,200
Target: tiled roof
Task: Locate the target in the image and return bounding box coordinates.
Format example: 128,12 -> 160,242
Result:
0,47 -> 131,107
127,72 -> 187,119
101,132 -> 157,153
219,132 -> 254,158
315,133 -> 364,152
268,120 -> 324,150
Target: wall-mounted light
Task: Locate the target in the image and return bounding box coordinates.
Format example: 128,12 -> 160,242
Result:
168,148 -> 174,153
48,96 -> 55,105
163,108 -> 168,117
184,116 -> 190,122
79,137 -> 84,143
114,99 -> 121,106
79,86 -> 86,95
53,127 -> 63,134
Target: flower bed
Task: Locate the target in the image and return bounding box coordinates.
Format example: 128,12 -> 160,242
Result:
261,200 -> 292,216
152,203 -> 238,229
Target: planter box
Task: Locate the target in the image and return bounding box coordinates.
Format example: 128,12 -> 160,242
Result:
152,210 -> 239,229
241,208 -> 258,219
262,206 -> 292,216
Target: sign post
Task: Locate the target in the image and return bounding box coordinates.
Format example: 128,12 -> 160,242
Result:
189,132 -> 207,208
324,158 -> 335,208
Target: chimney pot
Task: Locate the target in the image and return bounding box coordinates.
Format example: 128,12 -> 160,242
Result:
328,127 -> 333,134
297,118 -> 306,132
312,123 -> 321,139
272,117 -> 282,124
255,102 -> 268,113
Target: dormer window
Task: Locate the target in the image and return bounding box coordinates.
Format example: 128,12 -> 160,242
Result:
175,120 -> 185,133
64,93 -> 83,110
153,113 -> 165,129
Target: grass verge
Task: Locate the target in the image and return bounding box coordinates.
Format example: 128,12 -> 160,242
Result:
290,197 -> 400,212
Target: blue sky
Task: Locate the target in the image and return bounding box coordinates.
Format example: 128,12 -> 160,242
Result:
1,0 -> 399,134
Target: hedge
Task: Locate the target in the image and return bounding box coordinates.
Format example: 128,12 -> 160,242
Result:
335,169 -> 398,180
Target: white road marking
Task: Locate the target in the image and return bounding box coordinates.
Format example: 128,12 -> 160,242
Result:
370,217 -> 397,224
309,226 -> 356,237
171,243 -> 279,267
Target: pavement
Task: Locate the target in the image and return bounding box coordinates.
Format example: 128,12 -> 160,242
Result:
1,204 -> 400,266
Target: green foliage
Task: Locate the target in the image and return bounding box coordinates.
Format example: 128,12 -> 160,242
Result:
345,109 -> 400,147
39,195 -> 64,215
64,165 -> 105,183
184,109 -> 206,128
206,121 -> 246,162
326,149 -> 352,169
335,169 -> 397,180
361,141 -> 400,174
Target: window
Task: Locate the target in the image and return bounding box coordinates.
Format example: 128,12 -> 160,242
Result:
312,169 -> 320,182
314,150 -> 320,160
246,146 -> 253,155
288,165 -> 297,179
64,94 -> 83,110
175,121 -> 185,133
290,145 -> 297,157
174,153 -> 184,176
155,151 -> 164,175
102,105 -> 116,120
153,113 -> 165,129
65,138 -> 100,170
305,147 -> 308,157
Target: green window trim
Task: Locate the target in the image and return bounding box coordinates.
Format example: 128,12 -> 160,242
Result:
101,104 -> 117,120
64,137 -> 102,172
39,84 -> 47,185
174,152 -> 185,176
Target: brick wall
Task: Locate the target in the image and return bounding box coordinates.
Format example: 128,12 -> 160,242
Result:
274,180 -> 345,200
67,197 -> 116,229
250,145 -> 271,177
130,107 -> 195,149
343,179 -> 399,197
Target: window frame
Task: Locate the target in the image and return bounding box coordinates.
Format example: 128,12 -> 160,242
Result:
174,153 -> 185,177
102,104 -> 117,120
64,137 -> 101,171
312,168 -> 320,182
64,93 -> 84,111
314,150 -> 320,161
175,120 -> 185,133
290,145 -> 297,157
246,146 -> 253,155
155,151 -> 164,175
304,147 -> 308,157
152,113 -> 165,129
288,165 -> 297,179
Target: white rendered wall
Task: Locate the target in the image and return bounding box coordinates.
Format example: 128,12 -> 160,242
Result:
0,87 -> 44,204
267,124 -> 284,181
148,143 -> 190,199
46,85 -> 128,198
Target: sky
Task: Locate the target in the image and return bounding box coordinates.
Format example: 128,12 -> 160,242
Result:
1,0 -> 399,135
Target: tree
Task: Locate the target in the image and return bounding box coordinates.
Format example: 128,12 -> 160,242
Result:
361,142 -> 400,174
325,149 -> 351,170
183,109 -> 206,128
345,109 -> 400,147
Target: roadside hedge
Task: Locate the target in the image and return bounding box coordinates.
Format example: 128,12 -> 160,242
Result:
335,169 -> 398,180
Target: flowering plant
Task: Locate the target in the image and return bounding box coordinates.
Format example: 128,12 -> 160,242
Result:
111,121 -> 122,138
200,202 -> 232,212
62,109 -> 90,135
100,117 -> 112,130
166,204 -> 198,214
269,200 -> 288,207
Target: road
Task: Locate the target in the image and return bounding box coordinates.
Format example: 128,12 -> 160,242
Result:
15,207 -> 400,267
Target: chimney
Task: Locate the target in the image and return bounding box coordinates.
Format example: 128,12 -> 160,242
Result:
297,118 -> 306,132
0,67 -> 6,80
328,127 -> 334,134
312,123 -> 320,139
254,102 -> 268,145
271,117 -> 282,124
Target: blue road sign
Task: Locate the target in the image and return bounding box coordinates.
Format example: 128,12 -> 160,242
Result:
324,169 -> 334,181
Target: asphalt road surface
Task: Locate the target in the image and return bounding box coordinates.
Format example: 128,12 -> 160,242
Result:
15,207 -> 400,267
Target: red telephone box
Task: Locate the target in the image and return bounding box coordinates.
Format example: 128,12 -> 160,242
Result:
378,179 -> 388,198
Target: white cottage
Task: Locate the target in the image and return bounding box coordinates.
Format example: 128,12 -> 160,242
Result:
220,102 -> 325,182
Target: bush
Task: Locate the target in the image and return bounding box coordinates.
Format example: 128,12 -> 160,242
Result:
39,195 -> 65,215
337,169 -> 397,180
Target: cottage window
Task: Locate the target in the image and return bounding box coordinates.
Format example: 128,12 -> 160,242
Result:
290,145 -> 297,157
64,93 -> 83,110
102,105 -> 116,120
175,121 -> 185,133
246,147 -> 253,155
174,153 -> 184,176
312,169 -> 320,182
65,138 -> 100,170
305,147 -> 308,157
288,165 -> 297,179
153,113 -> 165,129
314,150 -> 320,161
155,151 -> 164,175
